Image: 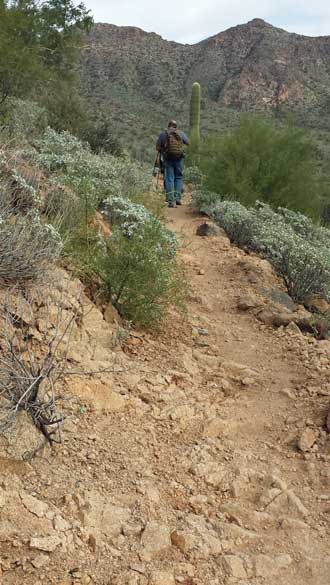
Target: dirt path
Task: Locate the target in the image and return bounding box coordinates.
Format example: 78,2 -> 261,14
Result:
1,200 -> 330,585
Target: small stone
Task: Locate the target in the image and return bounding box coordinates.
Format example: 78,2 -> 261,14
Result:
255,554 -> 292,577
0,489 -> 6,508
280,517 -> 309,530
140,522 -> 171,561
88,533 -> 97,552
122,523 -> 143,537
298,428 -> 317,452
197,327 -> 209,336
149,570 -> 175,585
222,555 -> 247,579
104,302 -> 120,324
280,388 -> 296,399
53,515 -> 71,532
29,535 -> 62,552
176,563 -> 195,578
20,491 -> 48,518
196,223 -> 221,237
170,530 -> 186,553
130,563 -> 146,575
205,470 -> 225,488
168,405 -> 195,422
237,296 -> 259,311
326,409 -> 330,433
198,269 -> 205,275
286,321 -> 301,335
241,377 -> 255,386
287,490 -> 309,517
305,295 -> 330,315
31,554 -> 49,569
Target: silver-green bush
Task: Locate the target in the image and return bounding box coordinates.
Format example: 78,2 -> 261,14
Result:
0,210 -> 62,288
207,200 -> 330,302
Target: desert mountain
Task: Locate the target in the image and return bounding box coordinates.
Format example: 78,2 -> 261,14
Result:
81,18 -> 330,156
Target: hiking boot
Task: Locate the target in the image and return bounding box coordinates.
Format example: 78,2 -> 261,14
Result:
168,202 -> 175,208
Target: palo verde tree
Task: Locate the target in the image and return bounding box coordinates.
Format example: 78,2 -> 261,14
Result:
201,115 -> 323,218
0,0 -> 93,131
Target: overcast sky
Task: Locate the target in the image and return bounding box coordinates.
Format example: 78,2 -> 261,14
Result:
81,0 -> 330,43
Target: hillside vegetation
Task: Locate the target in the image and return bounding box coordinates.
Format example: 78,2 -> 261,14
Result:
1,7 -> 330,585
81,19 -> 330,162
0,1 -> 187,455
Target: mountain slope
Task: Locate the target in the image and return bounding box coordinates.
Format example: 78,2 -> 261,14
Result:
2,197 -> 330,584
80,19 -> 330,158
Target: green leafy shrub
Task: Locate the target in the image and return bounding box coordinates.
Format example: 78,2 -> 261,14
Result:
201,116 -> 322,218
99,222 -> 185,328
80,120 -> 122,155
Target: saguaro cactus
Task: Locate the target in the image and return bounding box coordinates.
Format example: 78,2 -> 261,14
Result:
189,82 -> 201,158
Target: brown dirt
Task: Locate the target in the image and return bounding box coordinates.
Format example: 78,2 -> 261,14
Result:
1,200 -> 330,585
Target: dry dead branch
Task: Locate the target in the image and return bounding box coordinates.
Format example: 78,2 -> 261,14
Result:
0,289 -> 78,445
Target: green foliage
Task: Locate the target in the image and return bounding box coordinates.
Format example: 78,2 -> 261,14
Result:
184,165 -> 203,189
189,82 -> 201,161
0,1 -> 92,132
1,98 -> 48,138
206,199 -> 330,302
100,196 -> 177,252
99,222 -> 185,329
80,120 -> 123,155
1,118 -> 185,329
191,188 -> 222,213
32,127 -> 151,214
201,116 -> 322,218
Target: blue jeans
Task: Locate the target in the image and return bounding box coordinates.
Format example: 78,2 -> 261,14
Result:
164,158 -> 184,204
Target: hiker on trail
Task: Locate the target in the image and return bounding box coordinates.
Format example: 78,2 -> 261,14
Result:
156,120 -> 189,208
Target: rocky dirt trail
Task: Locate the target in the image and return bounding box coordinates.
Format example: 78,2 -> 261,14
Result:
1,199 -> 330,585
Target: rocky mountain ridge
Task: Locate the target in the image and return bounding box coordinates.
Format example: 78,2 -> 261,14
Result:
81,18 -> 330,155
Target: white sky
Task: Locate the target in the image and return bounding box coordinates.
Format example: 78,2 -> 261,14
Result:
81,0 -> 330,43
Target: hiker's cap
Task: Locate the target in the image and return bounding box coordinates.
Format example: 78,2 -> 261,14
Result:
168,120 -> 177,128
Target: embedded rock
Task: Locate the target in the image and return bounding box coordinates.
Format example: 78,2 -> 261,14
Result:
30,535 -> 62,552
149,570 -> 175,585
196,223 -> 222,237
20,491 -> 48,519
140,522 -> 171,561
297,428 -> 317,452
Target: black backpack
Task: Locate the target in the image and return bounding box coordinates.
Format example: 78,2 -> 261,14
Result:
164,130 -> 183,160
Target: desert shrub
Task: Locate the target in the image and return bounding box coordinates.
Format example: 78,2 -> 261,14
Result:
99,196 -> 177,252
209,200 -> 257,247
32,128 -> 151,208
80,120 -> 122,155
1,98 -> 48,138
201,116 -> 322,218
128,188 -> 166,220
99,221 -> 185,328
207,200 -> 330,302
184,165 -> 203,188
0,210 -> 62,288
191,189 -> 222,213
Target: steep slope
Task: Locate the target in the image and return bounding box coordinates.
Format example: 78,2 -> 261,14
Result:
81,19 -> 330,157
1,197 -> 330,584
